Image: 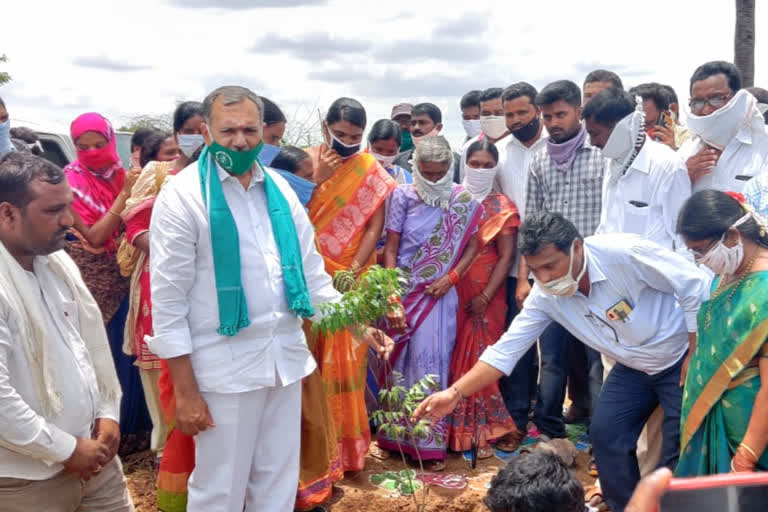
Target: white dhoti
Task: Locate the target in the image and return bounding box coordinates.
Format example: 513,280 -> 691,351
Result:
187,380 -> 302,512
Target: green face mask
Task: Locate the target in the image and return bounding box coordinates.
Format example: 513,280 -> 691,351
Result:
209,139 -> 263,176
400,130 -> 414,152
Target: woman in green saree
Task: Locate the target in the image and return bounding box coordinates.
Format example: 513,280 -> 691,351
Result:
676,190 -> 768,476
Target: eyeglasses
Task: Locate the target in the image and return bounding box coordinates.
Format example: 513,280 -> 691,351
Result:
688,94 -> 731,114
687,237 -> 720,259
584,312 -> 619,345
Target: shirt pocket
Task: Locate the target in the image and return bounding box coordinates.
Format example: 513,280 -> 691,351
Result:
624,201 -> 650,235
612,307 -> 655,347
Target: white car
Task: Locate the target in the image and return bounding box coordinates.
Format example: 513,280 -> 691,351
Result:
31,128 -> 134,169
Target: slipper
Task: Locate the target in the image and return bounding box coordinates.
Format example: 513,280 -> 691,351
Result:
495,428 -> 525,453
369,444 -> 391,461
585,485 -> 610,511
478,446 -> 495,460
424,460 -> 446,472
588,458 -> 599,477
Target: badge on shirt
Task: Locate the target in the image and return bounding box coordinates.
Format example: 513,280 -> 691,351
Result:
606,299 -> 633,323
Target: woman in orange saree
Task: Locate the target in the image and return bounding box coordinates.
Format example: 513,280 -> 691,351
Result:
307,97 -> 397,472
448,140 -> 519,458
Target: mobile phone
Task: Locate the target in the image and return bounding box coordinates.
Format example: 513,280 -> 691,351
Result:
659,472 -> 768,512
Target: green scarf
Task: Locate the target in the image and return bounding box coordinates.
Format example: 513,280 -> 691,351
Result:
198,146 -> 314,337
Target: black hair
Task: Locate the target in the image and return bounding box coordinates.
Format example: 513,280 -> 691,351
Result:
412,102 -> 442,124
690,61 -> 742,94
271,146 -> 310,175
629,82 -> 670,112
660,84 -> 679,105
0,152 -> 65,207
583,69 -> 624,90
484,452 -> 584,512
139,131 -> 173,168
747,87 -> 768,124
535,80 -> 582,108
325,97 -> 367,130
367,119 -> 402,147
519,212 -> 582,255
502,82 -> 539,105
582,87 -> 635,124
173,101 -> 204,134
260,96 -> 287,126
460,90 -> 483,110
465,138 -> 499,165
677,190 -> 768,247
480,87 -> 504,103
130,127 -> 158,151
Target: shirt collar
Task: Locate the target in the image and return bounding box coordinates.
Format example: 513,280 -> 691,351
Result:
626,139 -> 651,175
215,161 -> 264,185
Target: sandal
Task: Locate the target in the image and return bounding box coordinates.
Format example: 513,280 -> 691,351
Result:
585,485 -> 609,511
495,427 -> 525,453
424,460 -> 446,472
477,446 -> 495,460
588,458 -> 599,477
369,444 -> 392,461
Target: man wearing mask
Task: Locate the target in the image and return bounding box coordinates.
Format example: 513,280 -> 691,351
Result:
414,212 -> 709,512
493,81 -> 547,448
458,87 -> 511,181
0,96 -> 16,158
147,86 -> 393,512
582,87 -> 692,506
452,90 -> 483,182
517,80 -> 607,442
582,69 -> 624,106
391,103 -> 413,152
679,61 -> 768,193
394,102 -> 442,173
659,84 -> 691,148
629,83 -> 678,150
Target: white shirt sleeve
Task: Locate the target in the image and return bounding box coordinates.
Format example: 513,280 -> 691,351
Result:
627,241 -> 709,332
0,311 -> 76,465
479,290 -> 553,375
659,158 -> 692,254
147,184 -> 198,359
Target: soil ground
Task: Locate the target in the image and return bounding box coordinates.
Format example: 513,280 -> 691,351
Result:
125,441 -> 595,512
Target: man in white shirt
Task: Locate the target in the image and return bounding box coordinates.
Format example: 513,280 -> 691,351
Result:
414,212 -> 709,512
585,87 -> 691,252
148,86 -> 391,512
0,152 -> 133,511
678,61 -> 768,193
451,90 -> 483,182
494,81 -> 548,445
458,87 -> 511,182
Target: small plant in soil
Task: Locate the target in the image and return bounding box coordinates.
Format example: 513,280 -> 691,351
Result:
313,265 -> 407,337
372,372 -> 443,512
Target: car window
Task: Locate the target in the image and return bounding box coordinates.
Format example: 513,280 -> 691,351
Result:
39,139 -> 71,168
115,133 -> 133,169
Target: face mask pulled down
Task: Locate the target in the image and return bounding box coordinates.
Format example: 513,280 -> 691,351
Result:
533,241 -> 587,297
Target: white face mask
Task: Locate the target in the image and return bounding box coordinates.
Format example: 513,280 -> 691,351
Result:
686,89 -> 764,150
463,163 -> 498,201
480,115 -> 508,139
177,133 -> 205,157
371,149 -> 398,169
412,159 -> 454,209
533,242 -> 587,297
462,119 -> 482,138
695,211 -> 756,275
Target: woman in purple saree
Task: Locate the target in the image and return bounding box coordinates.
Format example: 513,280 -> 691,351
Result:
378,136 -> 481,470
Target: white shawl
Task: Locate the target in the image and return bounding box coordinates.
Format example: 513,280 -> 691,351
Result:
0,241 -> 121,416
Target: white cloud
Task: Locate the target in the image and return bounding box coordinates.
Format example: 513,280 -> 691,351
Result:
1,0 -> 766,149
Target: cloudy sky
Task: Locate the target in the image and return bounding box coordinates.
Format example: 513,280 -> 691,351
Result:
2,0 -> 767,147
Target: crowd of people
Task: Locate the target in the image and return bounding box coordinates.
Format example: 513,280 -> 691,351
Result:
0,58 -> 767,512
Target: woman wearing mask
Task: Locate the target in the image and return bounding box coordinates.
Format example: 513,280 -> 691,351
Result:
64,112 -> 148,454
0,96 -> 15,158
676,190 -> 768,475
306,97 -> 397,473
258,96 -> 287,166
378,135 -> 481,470
368,119 -> 412,185
270,145 -> 316,207
447,140 -> 518,459
120,105 -> 198,464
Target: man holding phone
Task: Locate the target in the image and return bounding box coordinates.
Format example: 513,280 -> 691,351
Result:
678,61 -> 768,193
413,212 -> 710,512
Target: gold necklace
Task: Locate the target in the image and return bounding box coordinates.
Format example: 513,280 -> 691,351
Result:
704,252 -> 758,329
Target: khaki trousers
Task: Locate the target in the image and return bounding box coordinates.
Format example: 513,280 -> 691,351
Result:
0,457 -> 134,512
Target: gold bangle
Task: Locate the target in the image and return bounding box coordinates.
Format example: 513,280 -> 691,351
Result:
739,442 -> 759,462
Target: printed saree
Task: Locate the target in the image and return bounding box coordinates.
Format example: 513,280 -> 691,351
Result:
676,271 -> 768,476
307,150 -> 396,471
377,184 -> 482,461
448,193 -> 519,452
